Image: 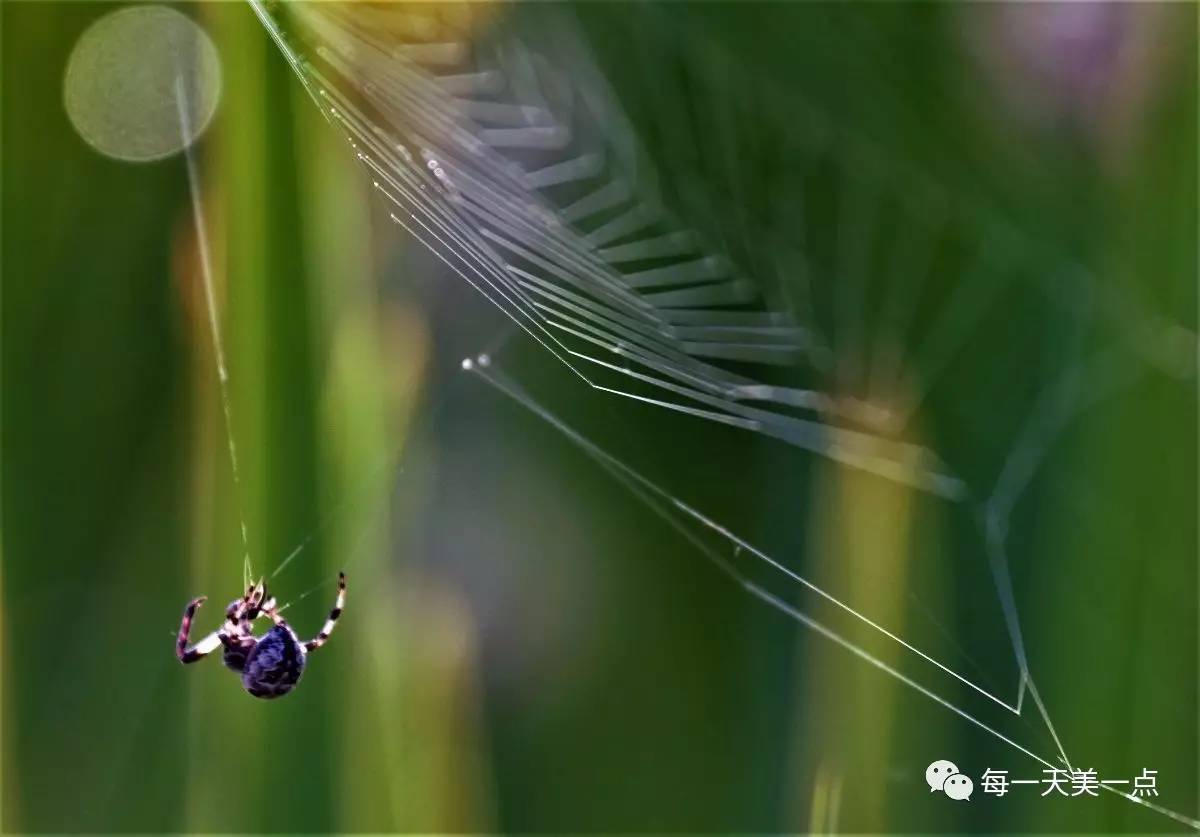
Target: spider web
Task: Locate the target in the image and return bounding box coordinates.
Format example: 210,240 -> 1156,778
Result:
248,1 -> 1197,828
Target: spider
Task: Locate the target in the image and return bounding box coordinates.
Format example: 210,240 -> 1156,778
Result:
175,572 -> 346,699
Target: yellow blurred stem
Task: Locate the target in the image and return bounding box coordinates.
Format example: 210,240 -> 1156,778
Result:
790,437 -> 919,831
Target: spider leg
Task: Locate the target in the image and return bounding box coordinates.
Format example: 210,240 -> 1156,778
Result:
260,597 -> 289,628
259,596 -> 280,621
304,572 -> 346,653
176,597 -> 227,664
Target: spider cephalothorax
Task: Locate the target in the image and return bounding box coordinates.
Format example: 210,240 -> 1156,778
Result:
176,573 -> 345,699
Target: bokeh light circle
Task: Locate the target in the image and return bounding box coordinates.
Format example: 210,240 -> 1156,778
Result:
63,5 -> 222,162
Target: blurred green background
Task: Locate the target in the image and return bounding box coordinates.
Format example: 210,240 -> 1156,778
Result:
2,2 -> 1196,833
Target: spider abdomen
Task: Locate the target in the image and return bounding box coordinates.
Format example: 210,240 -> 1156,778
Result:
242,625 -> 306,699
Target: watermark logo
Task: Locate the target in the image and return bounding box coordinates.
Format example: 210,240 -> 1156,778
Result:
927,761 -> 1159,801
944,773 -> 975,800
927,759 -> 973,801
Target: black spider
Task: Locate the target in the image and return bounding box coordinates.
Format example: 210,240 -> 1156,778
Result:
176,573 -> 345,699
